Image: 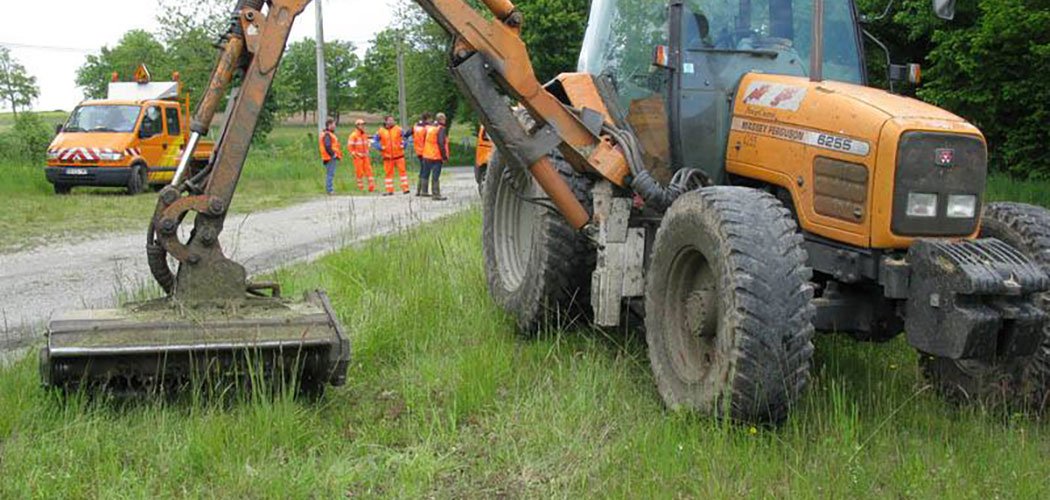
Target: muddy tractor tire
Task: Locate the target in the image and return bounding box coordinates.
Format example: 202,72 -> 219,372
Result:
127,163 -> 146,195
920,202 -> 1050,410
481,149 -> 594,334
644,188 -> 815,423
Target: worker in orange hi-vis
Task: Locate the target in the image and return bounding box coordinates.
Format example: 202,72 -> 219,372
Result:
346,119 -> 376,193
375,115 -> 412,196
421,112 -> 450,201
318,117 -> 343,195
411,112 -> 432,196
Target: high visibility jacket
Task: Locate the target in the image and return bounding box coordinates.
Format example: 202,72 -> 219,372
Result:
319,130 -> 342,162
377,125 -> 406,160
412,121 -> 428,157
347,129 -> 371,158
422,124 -> 449,162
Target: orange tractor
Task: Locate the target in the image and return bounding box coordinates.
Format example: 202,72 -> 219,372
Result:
44,0 -> 1050,423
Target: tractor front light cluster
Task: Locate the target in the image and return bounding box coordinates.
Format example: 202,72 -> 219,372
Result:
99,152 -> 124,162
946,194 -> 977,218
47,151 -> 60,160
906,192 -> 938,218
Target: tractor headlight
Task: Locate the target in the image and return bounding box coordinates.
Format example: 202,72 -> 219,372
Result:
946,194 -> 977,218
47,150 -> 60,160
99,152 -> 123,161
906,192 -> 938,218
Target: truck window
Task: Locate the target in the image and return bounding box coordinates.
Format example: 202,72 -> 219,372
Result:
165,107 -> 181,136
140,106 -> 163,138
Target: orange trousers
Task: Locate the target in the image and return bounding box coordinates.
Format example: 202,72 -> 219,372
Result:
352,155 -> 375,192
383,156 -> 410,193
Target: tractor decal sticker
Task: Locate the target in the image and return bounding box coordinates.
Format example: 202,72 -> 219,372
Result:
732,117 -> 871,157
742,81 -> 807,111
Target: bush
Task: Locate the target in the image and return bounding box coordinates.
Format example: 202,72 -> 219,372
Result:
917,0 -> 1050,177
0,113 -> 54,163
860,0 -> 1050,177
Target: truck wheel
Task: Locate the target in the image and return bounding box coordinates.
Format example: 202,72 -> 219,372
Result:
53,183 -> 71,195
482,149 -> 594,334
126,163 -> 146,195
920,202 -> 1050,409
645,188 -> 815,423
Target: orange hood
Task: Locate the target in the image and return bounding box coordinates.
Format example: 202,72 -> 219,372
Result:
48,131 -> 134,152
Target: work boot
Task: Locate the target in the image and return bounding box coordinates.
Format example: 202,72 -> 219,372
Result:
416,179 -> 430,197
431,178 -> 446,201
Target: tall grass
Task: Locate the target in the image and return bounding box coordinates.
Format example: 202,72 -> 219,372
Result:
2,209 -> 1049,497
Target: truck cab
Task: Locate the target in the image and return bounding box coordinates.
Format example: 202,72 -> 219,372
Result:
45,66 -> 213,195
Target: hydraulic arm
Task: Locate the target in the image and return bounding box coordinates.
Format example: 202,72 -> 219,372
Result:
150,0 -> 308,301
415,0 -> 679,231
41,0 -> 349,393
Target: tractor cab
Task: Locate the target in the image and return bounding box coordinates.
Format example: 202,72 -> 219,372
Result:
578,0 -> 866,183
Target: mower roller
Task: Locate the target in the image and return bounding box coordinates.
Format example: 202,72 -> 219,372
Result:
40,0 -> 349,394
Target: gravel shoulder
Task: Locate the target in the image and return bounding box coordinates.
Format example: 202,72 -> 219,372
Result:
0,169 -> 478,354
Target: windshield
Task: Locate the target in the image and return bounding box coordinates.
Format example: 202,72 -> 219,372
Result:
682,0 -> 864,83
578,0 -> 670,109
63,105 -> 141,133
581,0 -> 864,86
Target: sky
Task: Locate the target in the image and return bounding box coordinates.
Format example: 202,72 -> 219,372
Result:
1,0 -> 391,112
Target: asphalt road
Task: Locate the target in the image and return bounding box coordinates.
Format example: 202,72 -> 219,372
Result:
0,169 -> 478,354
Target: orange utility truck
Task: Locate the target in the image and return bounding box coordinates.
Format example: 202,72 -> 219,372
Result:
45,64 -> 214,194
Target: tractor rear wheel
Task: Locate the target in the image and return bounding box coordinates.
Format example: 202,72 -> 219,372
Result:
644,188 -> 815,423
920,202 -> 1050,410
481,149 -> 594,334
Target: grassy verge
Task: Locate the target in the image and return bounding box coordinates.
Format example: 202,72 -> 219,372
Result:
2,209 -> 1049,497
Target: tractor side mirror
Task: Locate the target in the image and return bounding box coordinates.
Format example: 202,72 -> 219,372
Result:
932,0 -> 955,20
54,123 -> 64,135
889,63 -> 922,85
652,45 -> 673,70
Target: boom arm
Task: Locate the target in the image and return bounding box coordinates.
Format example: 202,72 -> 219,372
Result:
416,0 -> 641,231
148,0 -> 309,302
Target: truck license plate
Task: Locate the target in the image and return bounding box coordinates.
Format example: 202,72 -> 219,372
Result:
66,168 -> 88,175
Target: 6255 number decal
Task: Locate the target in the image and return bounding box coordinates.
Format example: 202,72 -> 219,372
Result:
816,134 -> 853,152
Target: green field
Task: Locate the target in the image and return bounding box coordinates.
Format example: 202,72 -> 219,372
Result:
2,207 -> 1050,497
0,111 -> 67,132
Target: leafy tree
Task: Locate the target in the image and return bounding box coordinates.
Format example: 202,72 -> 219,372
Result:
157,0 -> 229,110
0,47 -> 40,117
75,30 -> 172,99
354,29 -> 400,115
516,0 -> 590,82
273,38 -> 360,122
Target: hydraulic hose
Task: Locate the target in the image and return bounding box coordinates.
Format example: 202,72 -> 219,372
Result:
600,123 -> 685,212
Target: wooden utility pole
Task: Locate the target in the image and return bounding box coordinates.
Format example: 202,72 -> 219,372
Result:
315,0 -> 328,131
396,35 -> 408,129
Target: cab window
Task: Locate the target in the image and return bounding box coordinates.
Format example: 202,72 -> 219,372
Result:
165,107 -> 181,136
139,106 -> 163,138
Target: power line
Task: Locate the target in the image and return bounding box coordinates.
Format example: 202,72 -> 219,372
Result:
0,41 -> 97,54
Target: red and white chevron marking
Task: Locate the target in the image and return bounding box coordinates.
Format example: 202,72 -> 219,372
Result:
48,147 -> 138,162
